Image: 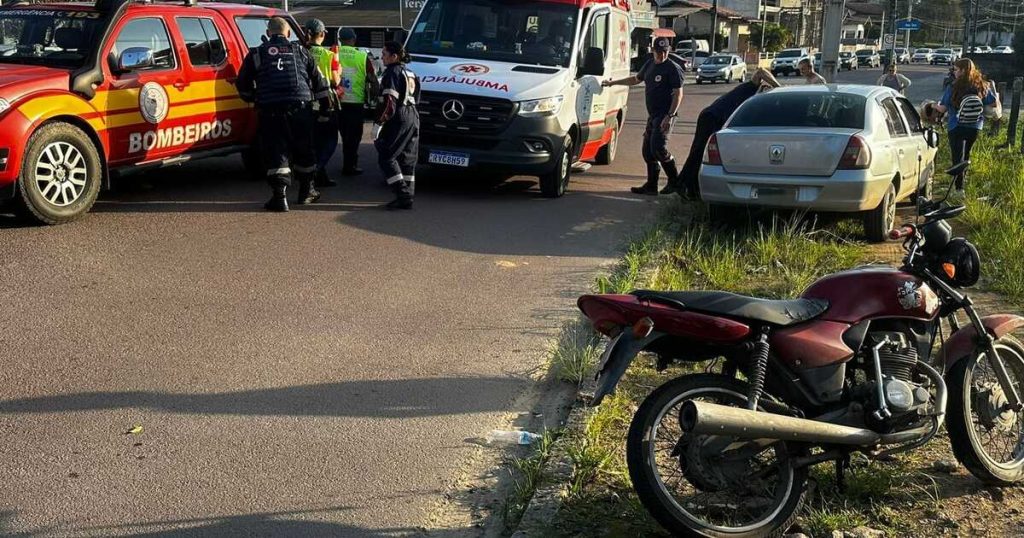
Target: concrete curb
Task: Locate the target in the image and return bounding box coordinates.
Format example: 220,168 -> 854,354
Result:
510,379 -> 596,537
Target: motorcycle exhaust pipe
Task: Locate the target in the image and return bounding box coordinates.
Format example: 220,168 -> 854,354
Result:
680,400 -> 882,447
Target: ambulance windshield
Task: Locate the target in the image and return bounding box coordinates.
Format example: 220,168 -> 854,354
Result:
0,10 -> 105,68
407,0 -> 578,68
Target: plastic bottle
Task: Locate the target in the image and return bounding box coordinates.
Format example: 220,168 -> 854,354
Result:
486,429 -> 541,445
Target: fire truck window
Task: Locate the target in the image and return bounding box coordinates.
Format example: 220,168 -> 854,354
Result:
111,17 -> 175,71
177,17 -> 226,67
235,17 -> 300,49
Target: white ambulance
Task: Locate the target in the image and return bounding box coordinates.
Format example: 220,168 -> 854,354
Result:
405,0 -> 633,197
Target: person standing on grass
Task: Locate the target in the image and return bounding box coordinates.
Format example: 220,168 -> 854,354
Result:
677,68 -> 780,200
877,63 -> 911,94
602,37 -> 684,195
931,58 -> 996,194
798,58 -> 827,85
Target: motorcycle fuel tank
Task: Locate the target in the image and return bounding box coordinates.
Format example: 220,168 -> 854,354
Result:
802,266 -> 940,324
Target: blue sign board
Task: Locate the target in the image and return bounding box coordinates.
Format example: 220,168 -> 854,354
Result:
896,19 -> 922,31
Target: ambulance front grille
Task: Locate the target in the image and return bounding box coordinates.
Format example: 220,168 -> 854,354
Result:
418,91 -> 515,135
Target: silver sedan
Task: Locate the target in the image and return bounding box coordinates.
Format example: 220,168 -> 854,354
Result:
698,85 -> 940,242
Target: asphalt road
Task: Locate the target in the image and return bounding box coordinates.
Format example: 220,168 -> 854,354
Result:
0,63 -> 949,537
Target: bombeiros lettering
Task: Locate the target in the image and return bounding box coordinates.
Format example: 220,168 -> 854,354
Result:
128,120 -> 233,153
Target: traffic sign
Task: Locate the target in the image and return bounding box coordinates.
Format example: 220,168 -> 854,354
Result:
883,34 -> 895,47
896,18 -> 921,31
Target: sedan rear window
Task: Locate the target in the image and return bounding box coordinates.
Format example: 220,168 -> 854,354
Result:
729,93 -> 867,129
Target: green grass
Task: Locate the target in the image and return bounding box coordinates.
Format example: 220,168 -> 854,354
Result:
550,318 -> 602,387
941,121 -> 1024,304
501,429 -> 560,533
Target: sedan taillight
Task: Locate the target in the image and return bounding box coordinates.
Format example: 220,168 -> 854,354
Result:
837,135 -> 871,169
703,133 -> 722,165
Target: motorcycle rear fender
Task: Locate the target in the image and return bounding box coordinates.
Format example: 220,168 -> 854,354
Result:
591,330 -> 663,406
577,294 -> 751,342
940,314 -> 1024,368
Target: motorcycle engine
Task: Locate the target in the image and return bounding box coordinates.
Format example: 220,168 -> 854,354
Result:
859,332 -> 932,429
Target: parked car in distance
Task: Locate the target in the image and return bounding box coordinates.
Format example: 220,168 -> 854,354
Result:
840,51 -> 859,70
995,45 -> 1014,54
771,47 -> 811,76
893,47 -> 910,63
676,49 -> 711,70
699,85 -> 939,242
911,48 -> 933,62
675,38 -> 709,53
952,47 -> 963,58
972,45 -> 993,53
696,54 -> 746,84
855,48 -> 880,67
931,48 -> 955,65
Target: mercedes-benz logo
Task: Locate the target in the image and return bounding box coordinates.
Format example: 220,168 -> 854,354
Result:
442,99 -> 465,121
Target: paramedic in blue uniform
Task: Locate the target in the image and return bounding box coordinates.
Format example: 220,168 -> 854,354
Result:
236,17 -> 332,212
374,41 -> 420,210
602,37 -> 684,195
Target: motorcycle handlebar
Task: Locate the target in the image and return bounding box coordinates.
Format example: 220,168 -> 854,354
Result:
889,225 -> 915,240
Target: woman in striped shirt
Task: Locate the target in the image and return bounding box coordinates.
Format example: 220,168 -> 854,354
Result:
932,58 -> 996,192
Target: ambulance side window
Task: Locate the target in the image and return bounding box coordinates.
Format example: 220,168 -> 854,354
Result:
111,17 -> 176,71
582,12 -> 608,64
176,17 -> 227,67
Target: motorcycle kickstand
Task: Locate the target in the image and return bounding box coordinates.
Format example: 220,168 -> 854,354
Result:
835,454 -> 851,493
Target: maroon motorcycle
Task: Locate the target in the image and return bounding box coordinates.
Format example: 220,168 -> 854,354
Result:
577,162 -> 1024,537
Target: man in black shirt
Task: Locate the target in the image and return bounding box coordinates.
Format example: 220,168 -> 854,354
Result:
678,67 -> 778,198
603,37 -> 684,195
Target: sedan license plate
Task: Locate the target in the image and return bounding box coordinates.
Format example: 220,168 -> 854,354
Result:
428,151 -> 470,167
752,187 -> 794,199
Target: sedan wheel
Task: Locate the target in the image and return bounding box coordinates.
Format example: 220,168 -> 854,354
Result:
864,182 -> 897,243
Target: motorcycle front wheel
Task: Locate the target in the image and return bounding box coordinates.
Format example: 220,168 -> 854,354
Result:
626,374 -> 807,538
947,335 -> 1024,484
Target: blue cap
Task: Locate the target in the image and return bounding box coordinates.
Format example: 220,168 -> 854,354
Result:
338,27 -> 357,42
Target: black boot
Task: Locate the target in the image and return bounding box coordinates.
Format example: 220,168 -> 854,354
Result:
660,159 -> 680,195
384,181 -> 413,210
631,163 -> 660,195
342,166 -> 364,177
296,179 -> 321,205
315,168 -> 337,188
264,186 -> 288,212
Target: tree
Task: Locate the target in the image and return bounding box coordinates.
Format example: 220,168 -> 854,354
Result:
750,23 -> 792,53
1013,31 -> 1024,72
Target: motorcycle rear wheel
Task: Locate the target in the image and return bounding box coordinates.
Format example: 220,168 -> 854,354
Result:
626,374 -> 807,538
947,335 -> 1024,485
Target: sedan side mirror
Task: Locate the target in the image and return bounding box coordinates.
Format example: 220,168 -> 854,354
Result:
118,47 -> 154,73
924,128 -> 939,148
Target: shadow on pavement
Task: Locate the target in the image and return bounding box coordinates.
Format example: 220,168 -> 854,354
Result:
1,506 -> 474,537
0,376 -> 519,419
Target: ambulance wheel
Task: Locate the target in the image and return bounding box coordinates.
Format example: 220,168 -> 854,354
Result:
595,125 -> 618,165
540,136 -> 572,198
15,122 -> 102,225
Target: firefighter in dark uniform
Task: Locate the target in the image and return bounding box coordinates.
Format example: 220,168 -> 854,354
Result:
235,17 -> 332,212
374,41 -> 420,210
602,37 -> 684,195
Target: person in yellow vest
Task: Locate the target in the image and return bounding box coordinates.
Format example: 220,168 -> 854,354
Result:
303,18 -> 341,188
335,27 -> 378,176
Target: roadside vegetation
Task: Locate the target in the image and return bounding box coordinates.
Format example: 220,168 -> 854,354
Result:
521,122 -> 1024,536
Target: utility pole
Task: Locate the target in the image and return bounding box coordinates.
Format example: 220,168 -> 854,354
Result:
963,0 -> 972,52
759,0 -> 767,51
710,0 -> 719,53
821,0 -> 845,82
904,0 -> 912,50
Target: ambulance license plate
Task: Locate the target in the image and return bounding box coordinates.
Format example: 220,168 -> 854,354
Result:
429,151 -> 470,167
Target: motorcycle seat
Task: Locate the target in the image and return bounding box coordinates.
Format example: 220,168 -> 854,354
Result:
631,290 -> 829,327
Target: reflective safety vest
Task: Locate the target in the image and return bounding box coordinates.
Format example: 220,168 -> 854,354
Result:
308,45 -> 335,85
337,45 -> 368,104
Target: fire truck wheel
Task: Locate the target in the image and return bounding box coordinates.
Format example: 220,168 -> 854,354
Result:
16,122 -> 102,225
